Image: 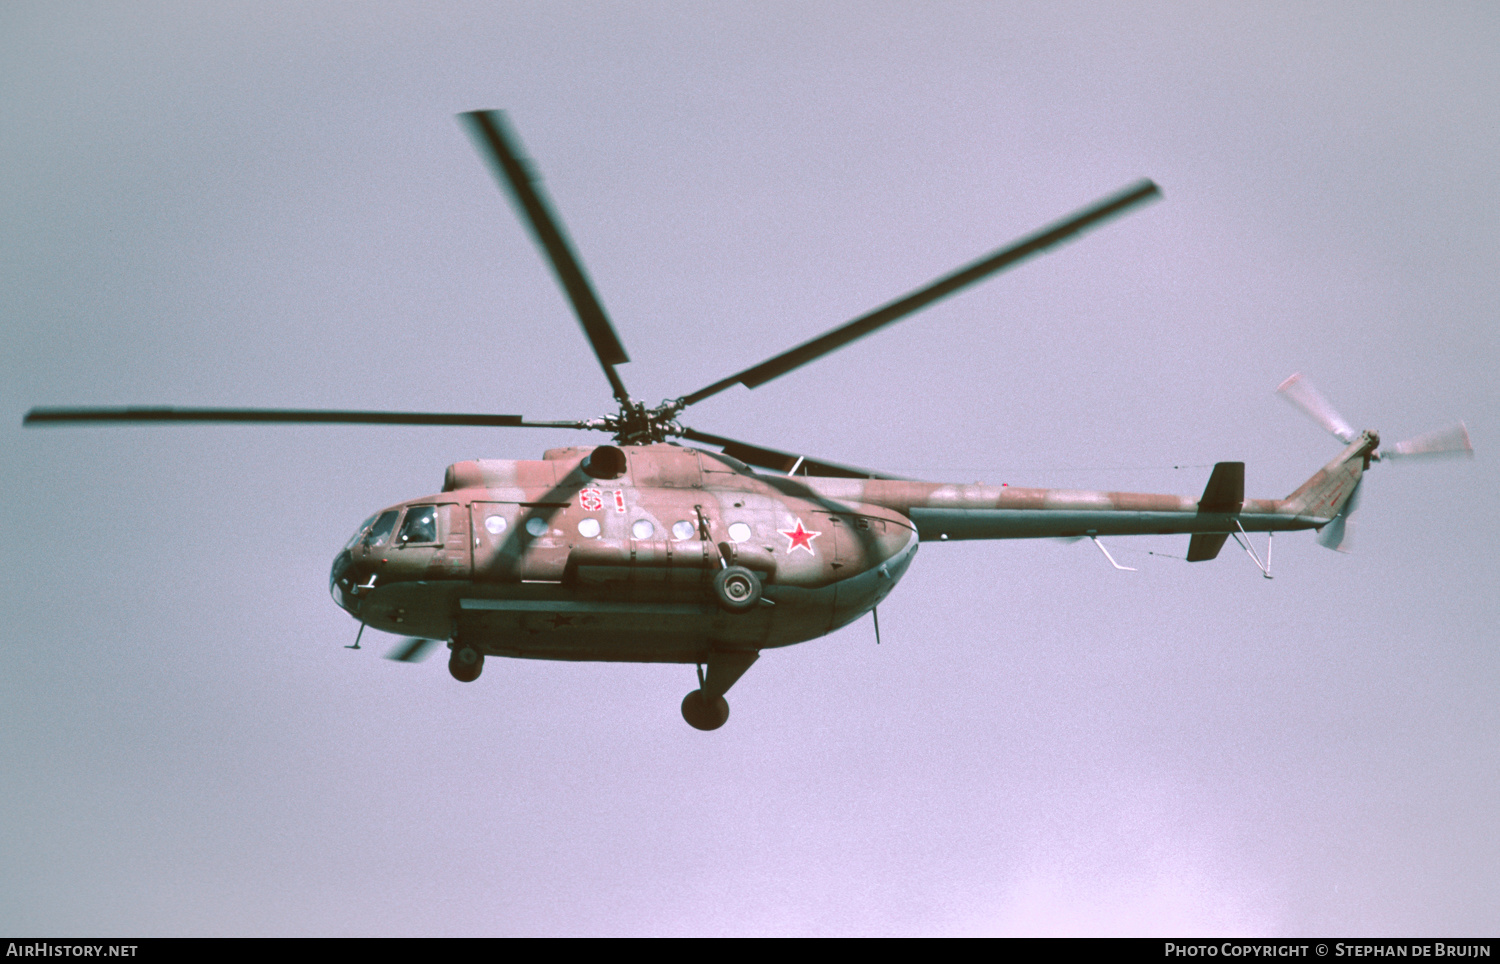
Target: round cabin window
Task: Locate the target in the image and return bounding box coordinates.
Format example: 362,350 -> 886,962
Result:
484,515 -> 507,535
727,522 -> 752,543
671,520 -> 695,541
577,518 -> 601,538
525,517 -> 549,538
632,519 -> 655,540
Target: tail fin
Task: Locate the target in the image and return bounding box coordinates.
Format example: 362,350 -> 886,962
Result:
1282,431 -> 1379,523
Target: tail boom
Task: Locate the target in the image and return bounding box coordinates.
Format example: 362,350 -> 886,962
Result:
799,456 -> 1360,544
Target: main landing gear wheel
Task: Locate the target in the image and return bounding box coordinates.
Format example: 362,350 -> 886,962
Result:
681,689 -> 730,731
448,645 -> 483,683
712,565 -> 761,613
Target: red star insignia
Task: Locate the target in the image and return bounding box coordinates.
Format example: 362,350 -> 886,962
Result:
779,518 -> 821,555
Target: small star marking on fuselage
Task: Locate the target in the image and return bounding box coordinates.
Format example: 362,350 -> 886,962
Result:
779,518 -> 821,555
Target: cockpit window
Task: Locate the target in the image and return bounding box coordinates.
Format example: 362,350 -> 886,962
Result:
344,513 -> 378,550
365,509 -> 400,547
399,505 -> 439,544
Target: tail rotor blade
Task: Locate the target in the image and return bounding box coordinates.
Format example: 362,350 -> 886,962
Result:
1383,422 -> 1474,460
386,637 -> 441,663
1317,479 -> 1361,553
1276,373 -> 1358,444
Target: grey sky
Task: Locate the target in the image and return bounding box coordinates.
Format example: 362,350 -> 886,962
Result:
2,2 -> 1496,936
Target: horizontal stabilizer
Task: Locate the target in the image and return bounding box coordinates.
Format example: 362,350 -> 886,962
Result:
1186,532 -> 1230,562
1186,463 -> 1242,561
1197,461 -> 1244,514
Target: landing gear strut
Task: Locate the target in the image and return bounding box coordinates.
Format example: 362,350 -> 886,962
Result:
449,644 -> 483,682
681,650 -> 759,731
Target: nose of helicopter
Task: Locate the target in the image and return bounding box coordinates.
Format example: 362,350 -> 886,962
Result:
329,548 -> 357,612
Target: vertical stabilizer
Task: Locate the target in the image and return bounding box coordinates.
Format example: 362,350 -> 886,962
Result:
1282,431 -> 1378,523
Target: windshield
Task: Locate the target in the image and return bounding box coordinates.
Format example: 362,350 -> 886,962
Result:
343,513 -> 378,551
364,509 -> 400,547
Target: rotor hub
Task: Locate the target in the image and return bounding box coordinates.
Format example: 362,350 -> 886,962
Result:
602,399 -> 685,445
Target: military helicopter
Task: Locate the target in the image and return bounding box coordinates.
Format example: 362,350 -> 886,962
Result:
24,111 -> 1472,730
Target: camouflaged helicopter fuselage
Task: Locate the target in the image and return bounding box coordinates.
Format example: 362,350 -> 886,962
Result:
330,444 -> 918,662
329,435 -> 1371,663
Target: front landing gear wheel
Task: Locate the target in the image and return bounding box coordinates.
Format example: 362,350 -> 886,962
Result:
712,565 -> 761,613
448,645 -> 483,683
681,689 -> 730,731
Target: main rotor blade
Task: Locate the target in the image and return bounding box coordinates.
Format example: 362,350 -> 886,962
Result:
677,179 -> 1161,408
386,637 -> 441,662
682,427 -> 907,479
1276,373 -> 1357,444
23,407 -> 589,429
1383,422 -> 1474,460
461,110 -> 632,405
